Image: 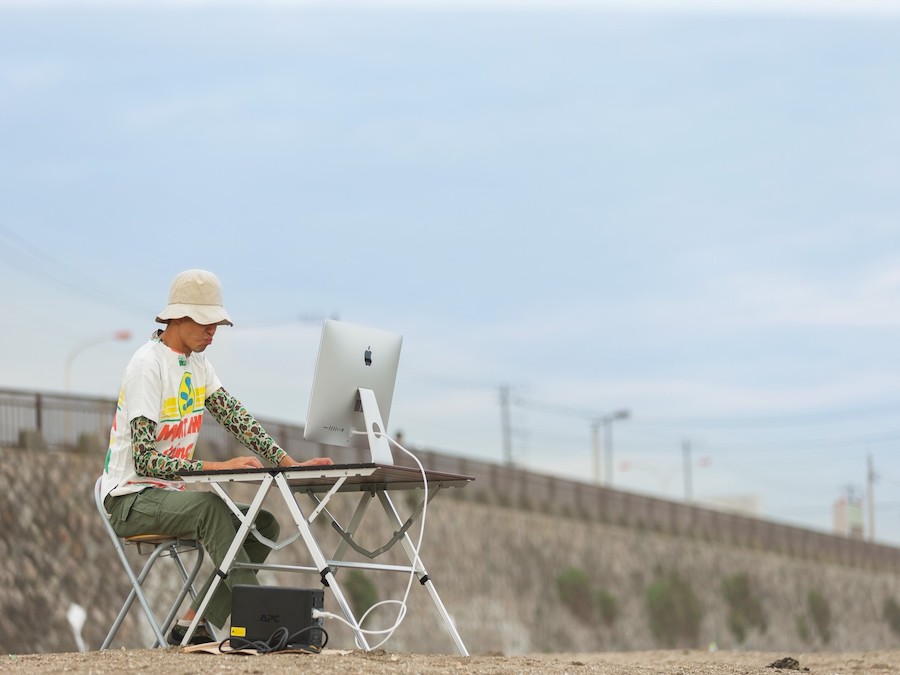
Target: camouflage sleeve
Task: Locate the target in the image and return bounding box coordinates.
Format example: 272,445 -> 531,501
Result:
205,388 -> 287,466
131,416 -> 203,479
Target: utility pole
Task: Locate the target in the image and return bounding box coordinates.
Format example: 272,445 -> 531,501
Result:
591,421 -> 602,485
867,454 -> 876,542
591,409 -> 629,487
499,385 -> 512,466
507,396 -> 629,483
682,439 -> 692,503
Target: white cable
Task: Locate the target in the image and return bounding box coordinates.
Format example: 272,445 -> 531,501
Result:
321,431 -> 428,650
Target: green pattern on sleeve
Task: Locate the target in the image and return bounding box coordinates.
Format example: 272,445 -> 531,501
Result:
205,388 -> 287,465
131,416 -> 203,480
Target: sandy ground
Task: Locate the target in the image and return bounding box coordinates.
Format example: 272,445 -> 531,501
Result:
3,648 -> 900,674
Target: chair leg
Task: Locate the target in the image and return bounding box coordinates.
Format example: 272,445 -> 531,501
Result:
152,544 -> 208,648
102,542 -> 173,649
96,479 -> 212,649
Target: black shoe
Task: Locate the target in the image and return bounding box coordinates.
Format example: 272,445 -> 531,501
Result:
167,622 -> 213,646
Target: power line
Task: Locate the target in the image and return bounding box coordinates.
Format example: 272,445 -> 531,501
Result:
512,396 -> 599,420
508,388 -> 900,430
0,222 -> 153,315
617,432 -> 900,455
636,403 -> 900,428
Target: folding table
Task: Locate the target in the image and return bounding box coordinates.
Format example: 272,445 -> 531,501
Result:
178,463 -> 473,654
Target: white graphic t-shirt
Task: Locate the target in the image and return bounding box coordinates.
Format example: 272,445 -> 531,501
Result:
101,331 -> 222,499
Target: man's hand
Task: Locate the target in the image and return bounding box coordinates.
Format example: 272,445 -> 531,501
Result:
204,456 -> 264,471
301,457 -> 335,467
279,455 -> 334,468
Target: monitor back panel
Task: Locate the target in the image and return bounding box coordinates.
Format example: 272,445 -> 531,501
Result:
304,319 -> 403,451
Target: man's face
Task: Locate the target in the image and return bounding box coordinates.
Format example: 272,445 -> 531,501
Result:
173,317 -> 218,354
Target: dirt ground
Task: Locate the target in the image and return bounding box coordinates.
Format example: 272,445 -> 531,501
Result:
4,648 -> 900,674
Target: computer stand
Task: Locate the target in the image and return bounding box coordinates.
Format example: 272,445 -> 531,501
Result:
178,389 -> 473,655
355,387 -> 394,465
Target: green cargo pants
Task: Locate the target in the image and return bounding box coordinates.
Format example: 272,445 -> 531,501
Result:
105,487 -> 280,629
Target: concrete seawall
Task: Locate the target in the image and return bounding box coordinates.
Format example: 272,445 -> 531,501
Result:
2,444 -> 900,655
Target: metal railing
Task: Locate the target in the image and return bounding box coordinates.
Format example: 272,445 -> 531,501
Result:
4,387 -> 900,571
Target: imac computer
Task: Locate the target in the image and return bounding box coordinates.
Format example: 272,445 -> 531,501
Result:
303,319 -> 403,465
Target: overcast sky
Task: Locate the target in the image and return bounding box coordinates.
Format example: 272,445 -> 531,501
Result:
2,0 -> 900,544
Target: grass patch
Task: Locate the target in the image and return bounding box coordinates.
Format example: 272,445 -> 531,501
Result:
884,597 -> 900,636
343,570 -> 379,620
645,569 -> 703,648
721,573 -> 767,643
807,590 -> 832,644
556,567 -> 619,627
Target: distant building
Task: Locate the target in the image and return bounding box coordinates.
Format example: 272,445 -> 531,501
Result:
704,494 -> 761,517
834,494 -> 865,539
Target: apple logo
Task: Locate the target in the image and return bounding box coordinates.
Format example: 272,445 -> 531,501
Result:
364,346 -> 372,366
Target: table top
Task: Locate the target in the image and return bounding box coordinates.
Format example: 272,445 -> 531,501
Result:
179,462 -> 474,493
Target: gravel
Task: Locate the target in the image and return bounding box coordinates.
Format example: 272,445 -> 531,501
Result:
4,648 -> 900,674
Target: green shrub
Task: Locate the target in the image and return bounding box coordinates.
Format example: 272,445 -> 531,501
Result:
556,567 -> 620,628
796,615 -> 811,643
721,573 -> 767,643
807,590 -> 832,644
728,612 -> 747,643
343,570 -> 379,620
403,489 -> 421,510
884,597 -> 900,636
557,567 -> 595,622
594,589 -> 618,626
645,570 -> 703,647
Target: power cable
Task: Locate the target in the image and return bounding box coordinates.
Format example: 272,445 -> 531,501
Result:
512,396 -> 598,420
636,403 -> 900,428
0,221 -> 154,315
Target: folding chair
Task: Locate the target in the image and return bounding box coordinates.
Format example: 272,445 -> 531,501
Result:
93,477 -> 213,649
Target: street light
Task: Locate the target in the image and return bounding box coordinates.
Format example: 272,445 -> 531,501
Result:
682,441 -> 712,504
591,409 -> 630,486
64,329 -> 131,447
64,329 -> 132,393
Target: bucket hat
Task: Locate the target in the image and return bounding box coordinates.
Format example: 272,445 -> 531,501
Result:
155,269 -> 234,326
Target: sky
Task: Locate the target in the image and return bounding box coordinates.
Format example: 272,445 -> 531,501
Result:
2,0 -> 900,544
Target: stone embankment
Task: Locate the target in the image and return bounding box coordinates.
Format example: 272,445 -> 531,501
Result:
2,444 -> 899,656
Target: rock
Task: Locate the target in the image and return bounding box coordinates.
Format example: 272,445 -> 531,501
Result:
767,656 -> 806,670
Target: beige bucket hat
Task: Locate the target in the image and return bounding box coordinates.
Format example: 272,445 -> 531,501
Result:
155,269 -> 234,326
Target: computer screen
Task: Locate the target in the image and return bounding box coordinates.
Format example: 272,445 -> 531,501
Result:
303,319 -> 403,463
